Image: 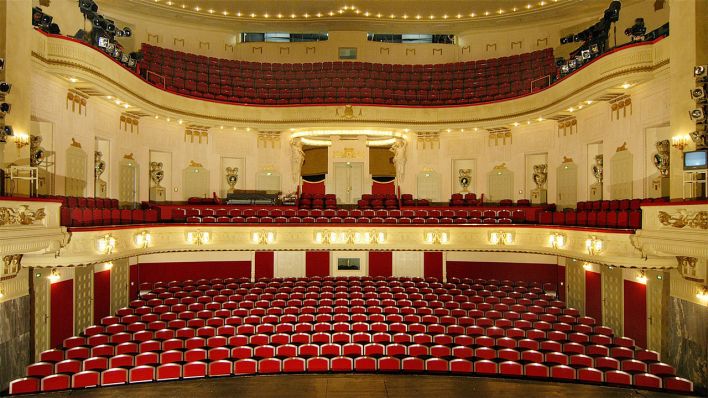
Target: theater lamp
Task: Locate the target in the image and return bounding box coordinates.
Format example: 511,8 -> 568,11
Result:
96,234 -> 116,254
672,134 -> 691,151
424,230 -> 449,245
186,230 -> 210,245
489,231 -> 513,245
585,236 -> 603,255
582,262 -> 593,271
134,231 -> 152,248
548,233 -> 566,249
355,230 -> 386,244
636,270 -> 648,284
696,286 -> 708,304
252,231 -> 275,245
47,269 -> 60,283
0,284 -> 5,299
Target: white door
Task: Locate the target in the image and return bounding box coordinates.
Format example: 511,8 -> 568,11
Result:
488,168 -> 514,202
119,160 -> 139,206
557,162 -> 578,209
334,162 -> 364,204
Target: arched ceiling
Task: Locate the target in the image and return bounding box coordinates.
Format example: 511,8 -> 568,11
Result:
106,0 -> 639,33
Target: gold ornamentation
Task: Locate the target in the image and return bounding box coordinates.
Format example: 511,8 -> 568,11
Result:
120,113 -> 140,134
2,254 -> 22,278
562,156 -> 574,163
557,116 -> 577,136
70,138 -> 82,148
335,105 -> 362,120
0,205 -> 46,226
616,142 -> 628,152
334,148 -> 363,159
123,153 -> 134,160
610,95 -> 632,120
487,128 -> 512,146
676,256 -> 703,283
189,160 -> 204,168
185,127 -> 209,144
493,163 -> 507,170
658,210 -> 708,229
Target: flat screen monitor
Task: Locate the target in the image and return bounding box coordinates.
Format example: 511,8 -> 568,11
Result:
684,150 -> 708,170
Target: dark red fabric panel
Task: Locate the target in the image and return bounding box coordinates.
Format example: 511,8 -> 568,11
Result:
372,181 -> 395,195
623,280 -> 647,348
302,180 -> 326,195
306,251 -> 330,277
424,252 -> 443,280
446,261 -> 560,287
368,251 -> 393,277
254,252 -> 274,279
50,279 -> 74,348
136,261 -> 251,284
93,270 -> 111,324
129,264 -> 139,300
585,270 -> 602,323
557,265 -> 566,301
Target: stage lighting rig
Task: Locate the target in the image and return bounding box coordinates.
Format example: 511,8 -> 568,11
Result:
624,18 -> 646,42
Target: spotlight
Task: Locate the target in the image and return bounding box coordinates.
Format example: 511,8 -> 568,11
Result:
121,53 -> 130,64
624,17 -> 646,41
560,64 -> 569,74
112,48 -> 122,59
96,35 -> 109,48
690,86 -> 706,101
116,27 -> 132,37
0,103 -> 10,114
590,44 -> 600,54
568,59 -> 577,69
581,50 -> 591,60
0,125 -> 13,143
0,82 -> 11,93
695,65 -> 707,79
689,108 -> 706,121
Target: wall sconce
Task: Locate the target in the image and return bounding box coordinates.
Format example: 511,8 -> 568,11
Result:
424,230 -> 449,245
636,270 -> 648,284
0,284 -> 5,299
585,236 -> 603,255
356,230 -> 385,244
671,134 -> 691,151
315,230 -> 337,244
103,262 -> 113,270
252,231 -> 275,245
549,233 -> 566,249
582,262 -> 593,271
14,132 -> 29,149
696,286 -> 708,304
186,230 -> 210,245
489,231 -> 513,245
47,269 -> 60,283
134,231 -> 152,248
96,234 -> 116,254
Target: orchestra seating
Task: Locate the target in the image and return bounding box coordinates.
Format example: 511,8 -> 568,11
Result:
400,194 -> 429,207
138,45 -> 557,106
9,276 -> 693,395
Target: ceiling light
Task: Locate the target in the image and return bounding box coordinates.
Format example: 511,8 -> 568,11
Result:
526,4 -> 532,9
469,13 -> 476,17
48,269 -> 60,283
364,12 -> 370,16
484,11 -> 490,16
582,263 -> 592,271
636,271 -> 648,284
456,14 -> 462,18
621,82 -> 632,89
194,6 -> 200,11
277,13 -> 282,18
222,11 -> 228,15
68,77 -> 78,83
416,15 -> 421,19
290,13 -> 296,18
208,9 -> 214,14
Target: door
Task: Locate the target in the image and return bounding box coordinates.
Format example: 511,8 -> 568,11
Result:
334,162 -> 364,204
118,159 -> 139,206
557,162 -> 578,209
487,167 -> 514,202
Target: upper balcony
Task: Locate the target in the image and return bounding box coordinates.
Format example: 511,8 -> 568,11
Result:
31,30 -> 669,129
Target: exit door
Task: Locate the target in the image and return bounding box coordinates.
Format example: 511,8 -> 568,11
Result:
334,162 -> 364,204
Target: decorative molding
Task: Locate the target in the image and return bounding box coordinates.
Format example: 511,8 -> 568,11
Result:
335,104 -> 362,120
493,163 -> 508,170
257,131 -> 281,149
432,48 -> 443,56
379,48 -> 390,55
557,116 -> 577,136
198,41 -> 210,50
676,256 -> 703,283
511,41 -> 522,50
185,126 -> 209,144
487,127 -> 512,146
70,138 -> 82,148
405,48 -> 416,56
123,153 -> 134,160
1,254 -> 22,280
416,132 -> 440,150
305,47 -> 316,54
616,142 -> 628,152
461,46 -> 470,54
536,38 -> 548,47
0,205 -> 46,226
657,210 -> 708,229
562,156 -> 574,163
66,89 -> 87,115
609,95 -> 632,120
146,33 -> 160,44
279,47 -> 290,55
252,47 -> 263,54
173,38 -> 184,47
334,148 -> 364,159
224,43 -> 234,53
188,160 -> 204,168
119,113 -> 139,134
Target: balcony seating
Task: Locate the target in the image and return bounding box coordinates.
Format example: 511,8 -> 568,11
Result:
10,276 -> 693,394
139,45 -> 557,106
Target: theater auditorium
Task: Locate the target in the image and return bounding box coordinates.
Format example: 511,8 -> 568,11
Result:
0,0 -> 706,396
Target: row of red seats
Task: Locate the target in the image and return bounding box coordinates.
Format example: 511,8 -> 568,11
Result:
60,207 -> 158,227
538,210 -> 641,229
357,193 -> 399,209
183,215 -> 521,225
9,275 -> 692,394
575,198 -> 658,211
400,194 -> 430,207
38,195 -> 119,209
139,44 -> 557,105
298,193 -> 336,209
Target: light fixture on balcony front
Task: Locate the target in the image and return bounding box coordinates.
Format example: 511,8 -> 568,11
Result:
134,231 -> 152,248
355,230 -> 386,244
0,284 -> 5,299
186,230 -> 210,245
96,234 -> 116,254
696,286 -> 708,303
424,230 -> 449,245
582,262 -> 593,271
252,231 -> 275,245
549,233 -> 566,249
585,236 -> 603,255
489,231 -> 513,245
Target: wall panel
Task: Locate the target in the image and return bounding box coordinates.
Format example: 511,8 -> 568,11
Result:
585,270 -> 602,322
50,279 -> 73,348
368,251 -> 393,277
306,251 -> 330,277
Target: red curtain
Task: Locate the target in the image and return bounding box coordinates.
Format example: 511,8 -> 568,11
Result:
623,280 -> 647,347
51,279 -> 74,348
93,270 -> 111,324
424,252 -> 443,280
372,180 -> 395,195
302,180 -> 326,195
585,271 -> 602,323
369,252 -> 393,277
306,251 -> 330,277
255,252 -> 274,279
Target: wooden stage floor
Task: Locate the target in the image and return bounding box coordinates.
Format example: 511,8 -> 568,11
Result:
17,374 -> 694,398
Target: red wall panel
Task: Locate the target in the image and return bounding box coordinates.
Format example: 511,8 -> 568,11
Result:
302,180 -> 326,195
50,279 -> 74,348
93,270 -> 111,324
130,264 -> 139,300
557,265 -> 566,301
424,252 -> 443,280
446,261 -> 560,287
585,271 -> 602,323
134,261 -> 251,285
368,251 -> 393,277
623,280 -> 647,348
306,251 -> 330,277
254,252 -> 274,279
372,181 -> 395,195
